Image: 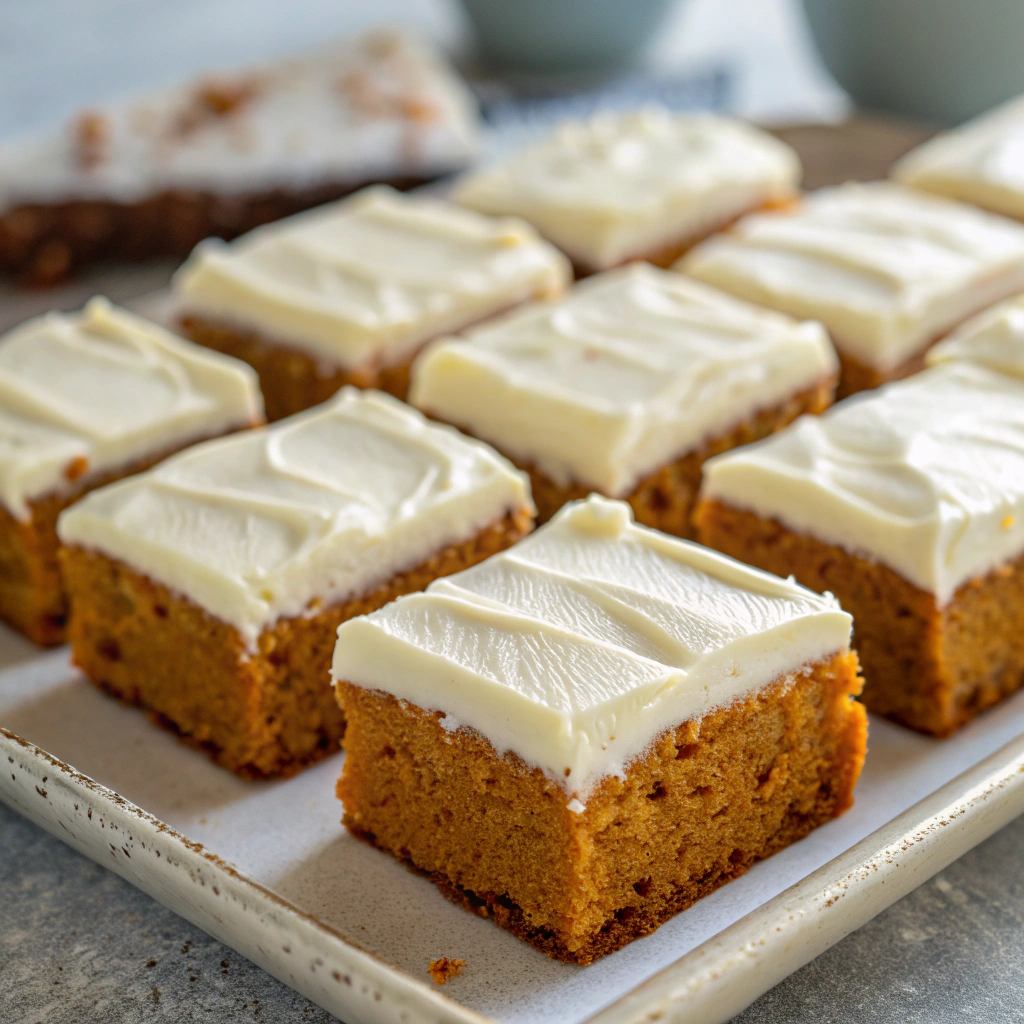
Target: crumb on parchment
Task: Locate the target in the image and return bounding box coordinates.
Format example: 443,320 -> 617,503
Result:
427,957 -> 466,985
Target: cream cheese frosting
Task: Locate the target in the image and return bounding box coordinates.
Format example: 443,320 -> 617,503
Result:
927,293 -> 1024,380
700,363 -> 1024,603
893,94 -> 1024,220
680,181 -> 1024,372
331,496 -> 851,797
173,184 -> 571,370
452,108 -> 801,272
0,32 -> 479,209
409,263 -> 837,496
0,297 -> 261,521
57,388 -> 533,646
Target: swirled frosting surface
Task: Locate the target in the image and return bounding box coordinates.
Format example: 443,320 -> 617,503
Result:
453,108 -> 801,272
331,495 -> 850,796
0,32 -> 478,208
894,94 -> 1024,220
174,185 -> 570,369
58,388 -> 532,645
927,294 -> 1024,380
701,363 -> 1024,603
681,182 -> 1024,371
0,297 -> 261,520
410,263 -> 836,495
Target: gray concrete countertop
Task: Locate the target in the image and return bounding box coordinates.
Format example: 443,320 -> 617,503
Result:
3,798 -> 1023,1023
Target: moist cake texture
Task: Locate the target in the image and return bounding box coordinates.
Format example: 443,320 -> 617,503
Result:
696,362 -> 1024,735
0,31 -> 480,285
680,181 -> 1024,396
58,388 -> 533,776
452,108 -> 801,274
893,94 -> 1024,221
411,263 -> 837,533
332,496 -> 866,962
175,184 -> 570,418
0,297 -> 262,644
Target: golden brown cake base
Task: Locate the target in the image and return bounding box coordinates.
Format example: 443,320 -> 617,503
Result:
181,316 -> 419,421
183,299 -> 537,421
0,177 -> 432,288
836,347 -> 930,400
60,508 -> 533,778
694,501 -> 1024,736
515,376 -> 834,535
335,650 -> 866,964
0,428 -> 253,647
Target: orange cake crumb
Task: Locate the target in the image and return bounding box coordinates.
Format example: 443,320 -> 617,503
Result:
427,957 -> 466,985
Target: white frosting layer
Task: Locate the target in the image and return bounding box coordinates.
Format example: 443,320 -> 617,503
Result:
927,293 -> 1024,380
0,298 -> 261,520
701,363 -> 1024,603
174,185 -> 571,370
452,108 -> 801,272
410,264 -> 836,496
893,94 -> 1024,220
0,32 -> 479,208
58,389 -> 533,646
680,182 -> 1024,372
331,495 -> 851,797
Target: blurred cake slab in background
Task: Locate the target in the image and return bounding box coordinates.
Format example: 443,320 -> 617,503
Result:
0,30 -> 480,287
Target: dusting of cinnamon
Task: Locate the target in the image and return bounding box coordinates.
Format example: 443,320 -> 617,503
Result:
174,78 -> 260,136
337,70 -> 436,125
64,456 -> 89,482
400,96 -> 438,123
427,957 -> 466,985
73,113 -> 109,170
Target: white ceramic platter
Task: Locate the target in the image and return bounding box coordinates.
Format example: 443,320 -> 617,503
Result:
3,628 -> 1024,1024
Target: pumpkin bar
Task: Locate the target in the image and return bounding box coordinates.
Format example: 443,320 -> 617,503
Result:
58,388 -> 534,778
173,184 -> 570,420
332,496 -> 865,963
0,31 -> 480,286
893,94 -> 1024,221
0,297 -> 262,646
452,108 -> 801,276
680,181 -> 1024,397
410,263 -> 837,535
695,362 -> 1024,736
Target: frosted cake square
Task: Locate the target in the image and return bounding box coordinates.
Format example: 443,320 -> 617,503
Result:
410,263 -> 837,535
893,94 -> 1024,222
0,31 -> 480,285
173,184 -> 570,420
680,181 -> 1024,396
0,297 -> 262,645
58,388 -> 533,778
332,496 -> 865,963
695,363 -> 1024,735
452,108 -> 801,275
